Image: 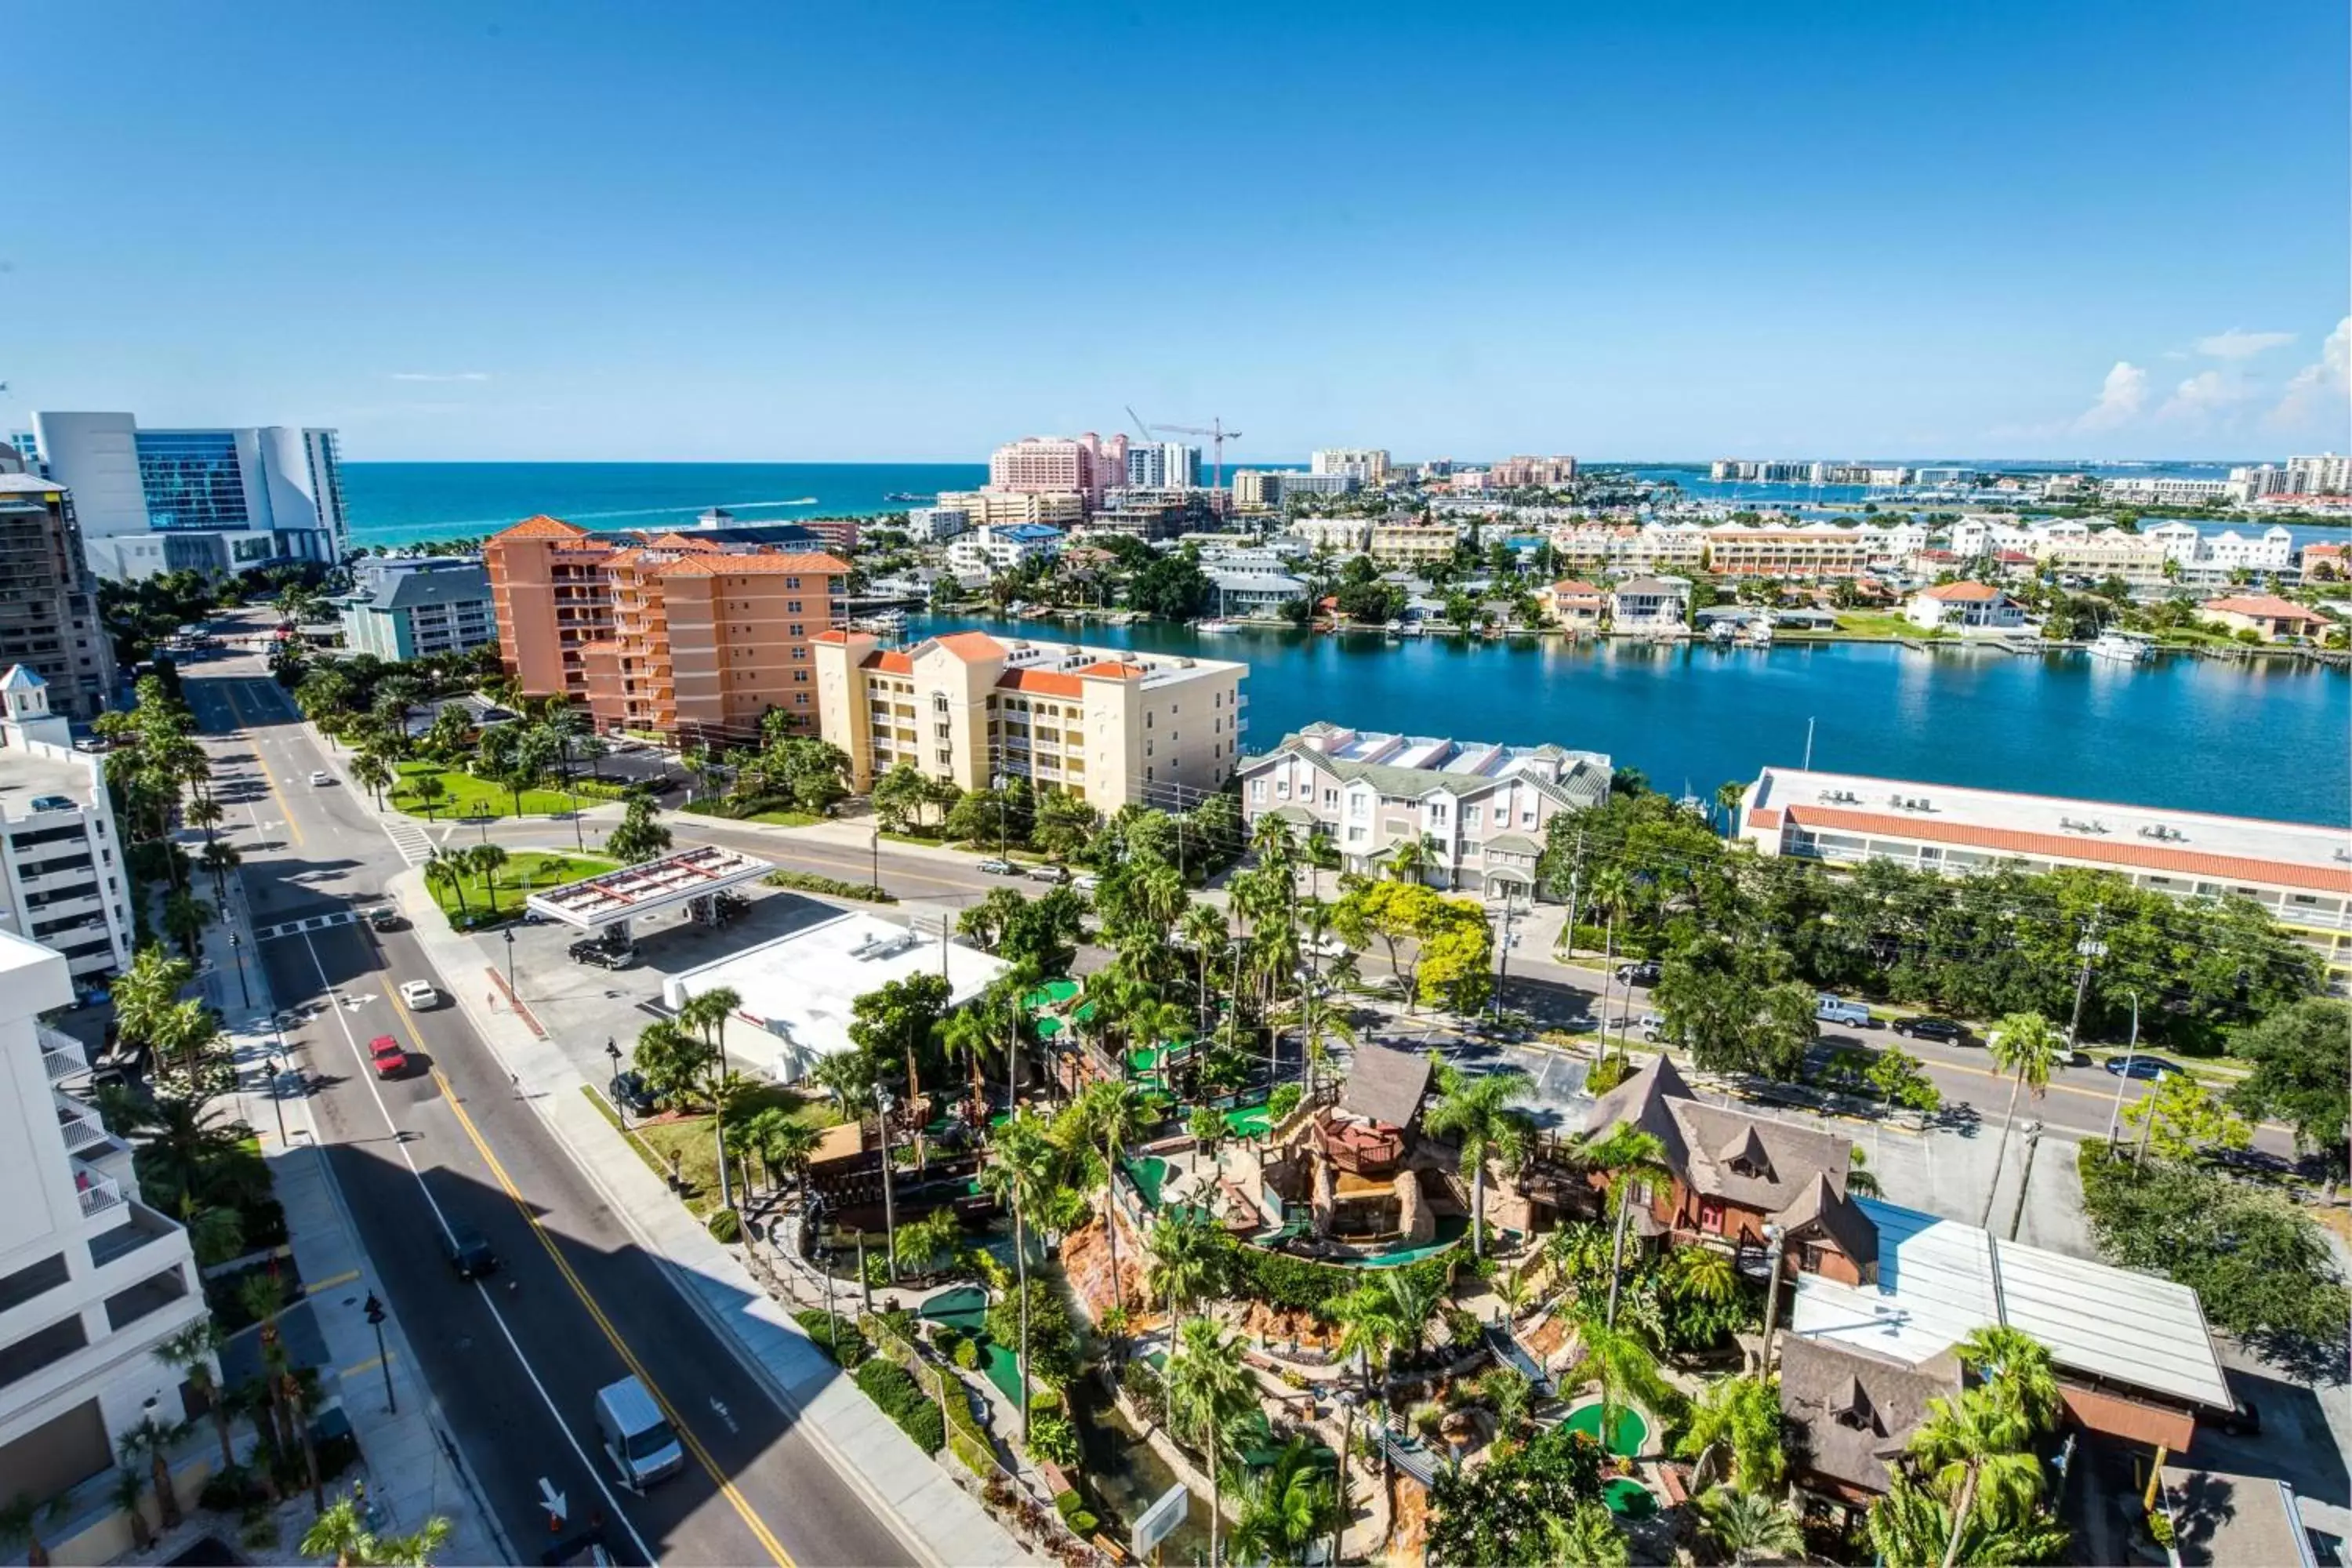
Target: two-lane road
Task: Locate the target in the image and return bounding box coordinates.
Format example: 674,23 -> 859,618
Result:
187,663 -> 913,1567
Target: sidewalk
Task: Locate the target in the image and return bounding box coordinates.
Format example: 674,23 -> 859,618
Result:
390,867 -> 1033,1568
192,851 -> 510,1565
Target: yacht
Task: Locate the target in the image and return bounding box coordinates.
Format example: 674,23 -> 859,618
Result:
1742,619 -> 1776,647
1192,618 -> 1238,633
1707,620 -> 1738,646
2088,629 -> 2155,663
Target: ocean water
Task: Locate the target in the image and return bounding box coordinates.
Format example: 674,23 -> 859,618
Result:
342,462 -> 987,550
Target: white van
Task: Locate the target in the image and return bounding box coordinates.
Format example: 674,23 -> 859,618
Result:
593,1377 -> 684,1490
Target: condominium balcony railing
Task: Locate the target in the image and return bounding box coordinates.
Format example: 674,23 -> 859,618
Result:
76,1169 -> 124,1220
37,1024 -> 87,1083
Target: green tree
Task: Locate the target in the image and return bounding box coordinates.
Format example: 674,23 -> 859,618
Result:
300,1492 -> 454,1566
1697,1488 -> 1806,1565
2121,1073 -> 2253,1161
677,986 -> 745,1210
606,796 -> 673,863
869,761 -> 934,831
977,1109 -> 1065,1439
1541,1503 -> 1629,1568
1906,1386 -> 2045,1568
1674,1374 -> 1784,1495
2227,998 -> 2350,1166
1866,1478 -> 2071,1567
1229,1436 -> 1338,1568
161,888 -> 215,962
116,1415 -> 186,1530
154,1320 -> 235,1476
1979,1012 -> 2062,1227
1570,1307 -> 1676,1467
1425,1426 -> 1606,1568
1165,1315 -> 1253,1568
1421,1058 -> 1531,1257
1145,1209 -> 1228,1323
351,751 -> 394,808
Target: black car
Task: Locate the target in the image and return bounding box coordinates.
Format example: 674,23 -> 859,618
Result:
365,906 -> 403,933
2103,1054 -> 2183,1081
569,938 -> 636,970
608,1071 -> 659,1116
1615,960 -> 1662,988
1893,1015 -> 1970,1044
442,1222 -> 499,1279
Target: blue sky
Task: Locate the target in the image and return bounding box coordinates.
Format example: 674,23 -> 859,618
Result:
7,2 -> 2345,463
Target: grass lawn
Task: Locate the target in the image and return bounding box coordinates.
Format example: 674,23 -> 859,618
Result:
678,800 -> 822,828
583,1083 -> 843,1217
426,850 -> 615,922
393,760 -> 583,819
1832,612 -> 1932,640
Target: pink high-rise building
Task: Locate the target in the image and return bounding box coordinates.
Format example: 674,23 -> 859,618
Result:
989,433 -> 1130,503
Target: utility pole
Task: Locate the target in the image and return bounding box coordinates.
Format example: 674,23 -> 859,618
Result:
2066,922 -> 2107,1048
1559,829 -> 1587,960
2103,990 -> 2140,1145
1491,892 -> 1518,1020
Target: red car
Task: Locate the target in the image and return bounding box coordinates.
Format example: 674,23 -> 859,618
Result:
368,1034 -> 409,1079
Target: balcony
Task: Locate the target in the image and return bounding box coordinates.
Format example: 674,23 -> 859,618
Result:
74,1169 -> 123,1221
54,1094 -> 107,1154
38,1025 -> 86,1083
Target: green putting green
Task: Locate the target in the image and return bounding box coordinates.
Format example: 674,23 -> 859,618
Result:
980,1341 -> 1025,1405
1564,1401 -> 1650,1458
1035,1017 -> 1064,1040
1022,979 -> 1080,1012
1221,1102 -> 1272,1138
919,1285 -> 989,1331
1602,1477 -> 1656,1519
1123,1155 -> 1174,1208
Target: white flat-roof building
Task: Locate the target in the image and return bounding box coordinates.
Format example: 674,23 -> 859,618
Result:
1793,1196 -> 2230,1451
0,931 -> 206,1508
0,670 -> 132,979
1740,766 -> 2352,990
661,911 -> 1009,1084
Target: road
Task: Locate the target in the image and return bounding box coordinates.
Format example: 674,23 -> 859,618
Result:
185,658 -> 913,1568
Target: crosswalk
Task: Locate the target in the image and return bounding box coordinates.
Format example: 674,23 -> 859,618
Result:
383,818 -> 438,866
252,909 -> 361,942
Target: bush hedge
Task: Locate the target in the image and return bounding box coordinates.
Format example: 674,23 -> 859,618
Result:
706,1207 -> 742,1243
855,1358 -> 945,1454
1229,1240 -> 1457,1311
792,1308 -> 870,1368
763,868 -> 895,904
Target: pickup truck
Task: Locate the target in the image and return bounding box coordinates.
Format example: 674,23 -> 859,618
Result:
1814,995 -> 1873,1029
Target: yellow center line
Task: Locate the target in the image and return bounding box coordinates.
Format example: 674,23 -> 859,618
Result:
1923,1053 -> 2294,1134
385,991 -> 792,1566
306,1269 -> 362,1295
219,681 -> 305,850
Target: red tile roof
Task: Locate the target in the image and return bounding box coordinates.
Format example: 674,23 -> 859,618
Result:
998,670 -> 1085,697
1916,582 -> 2002,602
1548,580 -> 1603,596
1747,808 -> 1780,830
811,629 -> 853,644
652,551 -> 848,577
931,630 -> 1007,660
495,514 -> 590,541
1783,805 -> 2352,895
643,532 -> 724,552
1073,659 -> 1143,679
860,650 -> 915,673
2204,594 -> 2321,622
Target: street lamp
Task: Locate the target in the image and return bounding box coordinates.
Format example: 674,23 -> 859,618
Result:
362,1293 -> 396,1414
870,826 -> 880,895
1333,1388 -> 1359,1567
873,1087 -> 899,1284
262,1057 -> 289,1147
2103,989 -> 2140,1146
227,931 -> 252,1011
604,1038 -> 625,1127
503,927 -> 517,995
1756,1223 -> 1789,1377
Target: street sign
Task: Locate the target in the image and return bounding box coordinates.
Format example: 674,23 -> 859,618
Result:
1131,1482 -> 1188,1559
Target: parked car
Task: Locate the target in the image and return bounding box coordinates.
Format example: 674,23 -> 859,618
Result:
442,1221 -> 499,1279
1616,960 -> 1662,988
366,906 -> 403,932
399,980 -> 438,1009
1072,873 -> 1100,895
1893,1015 -> 1970,1044
570,939 -> 636,970
308,770 -> 332,786
2103,1054 -> 2183,1081
1025,864 -> 1069,884
975,858 -> 1016,875
1815,995 -> 1874,1029
368,1033 -> 409,1079
608,1072 -> 659,1116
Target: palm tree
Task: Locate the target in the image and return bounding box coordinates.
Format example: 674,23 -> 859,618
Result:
1421,1060 -> 1532,1258
1180,903 -> 1229,1035
677,987 -> 743,1210
1955,1327 -> 2061,1433
1674,1374 -> 1784,1494
0,1491 -> 64,1566
199,837 -> 242,902
110,1467 -> 153,1552
1865,1478 -> 2070,1568
977,1109 -> 1064,1439
1977,1012 -> 2062,1228
1229,1436 -> 1337,1568
1324,1283 -> 1399,1401
1713,779 -> 1747,836
1381,1265 -> 1444,1361
467,844 -> 510,913
940,1004 -> 993,1125
1570,1306 -> 1675,1466
1144,1210 -> 1225,1326
1697,1487 -> 1806,1565
1542,1502 -> 1629,1568
409,771 -> 448,820
301,1493 -> 456,1567
239,1272 -> 293,1467
118,1414 -> 187,1530
155,1319 -> 236,1475
1385,831 -> 1440,886
162,887 -> 215,961
1907,1386 -> 2045,1568
351,751 -> 394,809
1074,1080 -> 1152,1329
1300,834 -> 1342,902
422,852 -> 469,918
1668,1243 -> 1737,1305
1187,1104 -> 1223,1178
1577,1124 -> 1671,1326
1166,1315 -> 1253,1568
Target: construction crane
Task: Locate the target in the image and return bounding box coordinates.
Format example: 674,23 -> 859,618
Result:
1129,411 -> 1244,492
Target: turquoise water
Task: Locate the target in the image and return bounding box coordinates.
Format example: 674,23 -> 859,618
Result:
342,461 -> 987,549
911,612 -> 2349,826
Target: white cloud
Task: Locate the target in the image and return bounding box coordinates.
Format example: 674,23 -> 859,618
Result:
2074,361 -> 2148,432
2156,368 -> 2258,424
2194,328 -> 2296,361
2271,316 -> 2350,428
388,372 -> 492,383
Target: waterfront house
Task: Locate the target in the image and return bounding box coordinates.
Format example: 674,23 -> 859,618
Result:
1608,575 -> 1693,634
1237,721 -> 1610,895
1902,581 -> 2025,632
2199,593 -> 2326,643
1209,568 -> 1308,617
1367,521 -> 1462,568
1538,579 -> 1606,630
2300,541 -> 2347,583
945,522 -> 1064,579
1581,1056 -> 1878,1283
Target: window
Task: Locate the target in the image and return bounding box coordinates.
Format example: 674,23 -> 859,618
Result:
1465,805 -> 1482,828
1348,794 -> 1368,819
1276,779 -> 1290,799
1250,780 -> 1267,803
787,600 -> 804,613
789,623 -> 804,637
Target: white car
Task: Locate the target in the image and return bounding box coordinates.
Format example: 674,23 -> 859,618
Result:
399,980 -> 438,1010
308,770 -> 332,786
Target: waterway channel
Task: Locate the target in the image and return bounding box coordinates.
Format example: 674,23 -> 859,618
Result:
906,613 -> 2350,826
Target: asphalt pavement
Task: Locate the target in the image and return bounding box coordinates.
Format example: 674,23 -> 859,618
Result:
186,661 -> 916,1568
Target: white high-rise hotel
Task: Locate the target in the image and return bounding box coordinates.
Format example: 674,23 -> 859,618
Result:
25,412 -> 348,579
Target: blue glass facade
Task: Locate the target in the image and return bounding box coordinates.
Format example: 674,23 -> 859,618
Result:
136,431 -> 249,531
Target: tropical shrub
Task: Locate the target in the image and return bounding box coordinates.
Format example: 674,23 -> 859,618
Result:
792,1308 -> 870,1368
706,1207 -> 742,1243
855,1359 -> 945,1454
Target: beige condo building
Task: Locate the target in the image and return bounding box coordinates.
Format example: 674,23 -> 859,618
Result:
814,630 -> 1248,809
